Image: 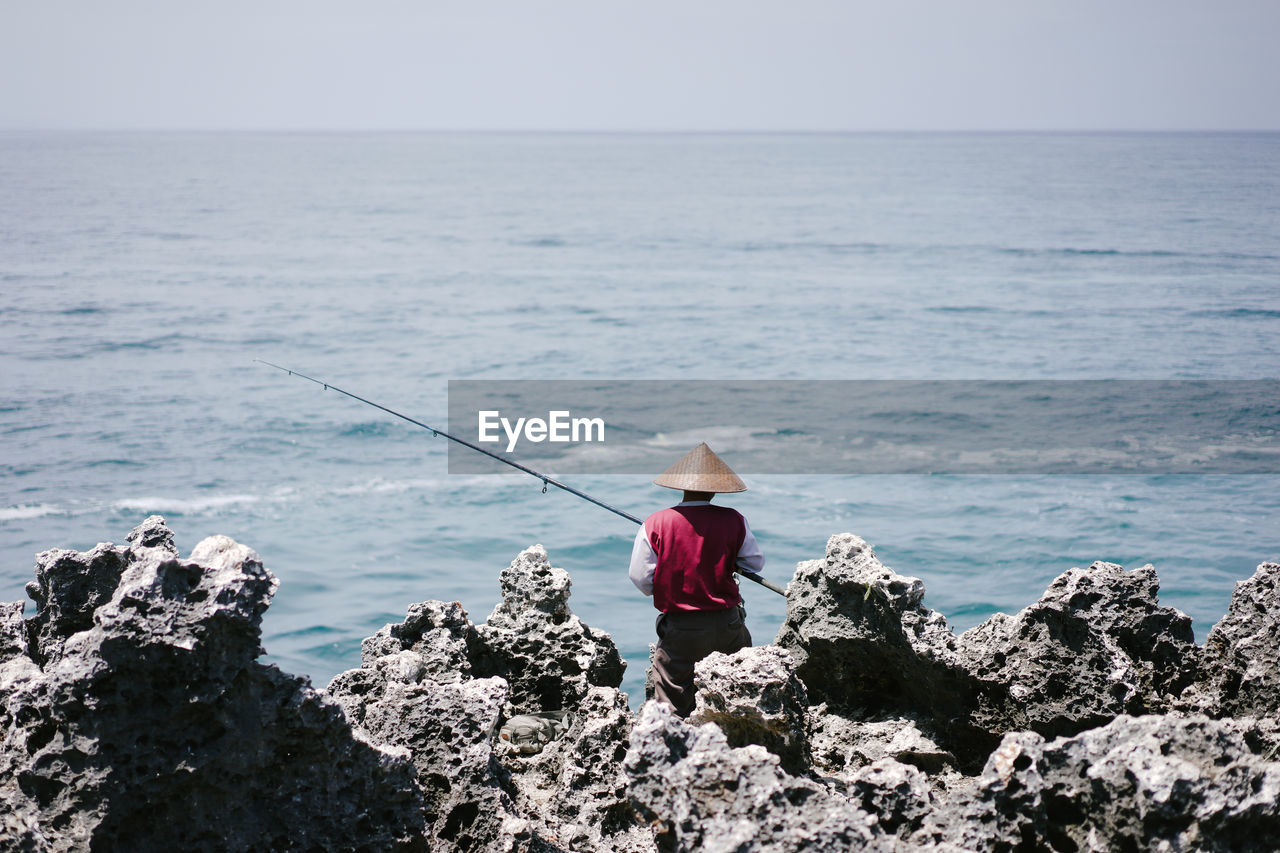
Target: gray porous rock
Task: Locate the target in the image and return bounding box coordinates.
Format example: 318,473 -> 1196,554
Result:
327,608 -> 534,852
773,534 -> 979,753
360,598 -> 481,681
957,561 -> 1199,741
549,687 -> 654,852
807,709 -> 957,781
1,804 -> 49,853
20,515 -> 177,669
777,535 -> 1207,769
0,600 -> 28,662
497,686 -> 655,853
919,714 -> 1280,853
688,644 -> 811,774
474,544 -> 626,715
1181,561 -> 1280,718
0,517 -> 428,852
916,730 -> 1049,852
328,543 -> 643,852
23,543 -> 127,668
364,675 -> 534,852
845,757 -> 936,839
624,700 -> 890,853
10,519 -> 1279,853
0,602 -> 41,732
126,512 -> 178,553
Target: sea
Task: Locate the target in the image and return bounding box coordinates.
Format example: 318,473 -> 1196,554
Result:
3,131 -> 1278,706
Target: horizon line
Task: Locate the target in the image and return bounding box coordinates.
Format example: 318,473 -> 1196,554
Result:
2,126 -> 1279,135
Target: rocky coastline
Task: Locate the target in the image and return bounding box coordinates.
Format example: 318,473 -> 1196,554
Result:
2,517 -> 1277,851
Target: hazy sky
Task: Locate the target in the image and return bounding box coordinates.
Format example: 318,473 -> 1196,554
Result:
2,0 -> 1277,131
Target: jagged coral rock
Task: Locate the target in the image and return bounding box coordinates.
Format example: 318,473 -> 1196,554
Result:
773,533 -> 981,759
0,517 -> 427,852
359,598 -> 480,681
21,515 -> 177,670
365,675 -> 527,850
474,544 -> 626,714
496,686 -> 655,853
778,535 -> 1206,768
0,601 -> 41,733
8,520 -> 1279,853
688,644 -> 811,774
334,543 -> 628,719
845,758 -> 936,839
957,561 -> 1199,740
550,687 -> 651,851
328,613 -> 531,852
624,700 -> 889,853
328,543 -> 638,852
919,715 -> 1280,853
1182,561 -> 1280,718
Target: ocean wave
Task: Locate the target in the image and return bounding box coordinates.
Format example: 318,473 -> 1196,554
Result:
329,475 -> 494,496
112,494 -> 262,515
514,236 -> 568,248
644,426 -> 783,452
992,245 -> 1278,261
0,503 -> 62,521
141,231 -> 199,241
338,421 -> 404,438
95,333 -> 186,352
331,477 -> 445,496
1191,308 -> 1280,320
734,239 -> 889,254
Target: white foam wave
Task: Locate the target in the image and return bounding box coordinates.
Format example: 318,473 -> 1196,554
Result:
644,426 -> 780,452
328,475 -> 502,497
112,494 -> 263,514
333,477 -> 440,496
0,503 -> 62,521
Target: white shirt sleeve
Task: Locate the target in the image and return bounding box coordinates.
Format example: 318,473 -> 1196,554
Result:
736,517 -> 765,575
628,523 -> 657,596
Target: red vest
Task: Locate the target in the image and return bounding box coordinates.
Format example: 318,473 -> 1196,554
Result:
646,504 -> 746,612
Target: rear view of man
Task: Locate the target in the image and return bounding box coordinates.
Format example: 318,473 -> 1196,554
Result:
628,442 -> 765,716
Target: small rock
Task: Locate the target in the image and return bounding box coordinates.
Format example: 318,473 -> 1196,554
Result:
689,645 -> 810,774
550,687 -> 650,850
359,675 -> 524,849
846,758 -> 934,838
24,542 -> 129,666
125,513 -> 178,555
359,598 -> 480,680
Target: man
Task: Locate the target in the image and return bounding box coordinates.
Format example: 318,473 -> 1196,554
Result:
628,442 -> 765,716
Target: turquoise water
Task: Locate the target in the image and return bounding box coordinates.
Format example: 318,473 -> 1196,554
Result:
3,132 -> 1279,704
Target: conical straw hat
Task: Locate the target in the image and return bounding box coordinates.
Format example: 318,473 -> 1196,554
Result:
653,442 -> 747,493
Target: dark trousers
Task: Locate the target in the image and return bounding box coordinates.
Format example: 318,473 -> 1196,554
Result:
651,605 -> 751,717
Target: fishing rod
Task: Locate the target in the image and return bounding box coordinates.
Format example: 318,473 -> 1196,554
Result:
256,360 -> 786,597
